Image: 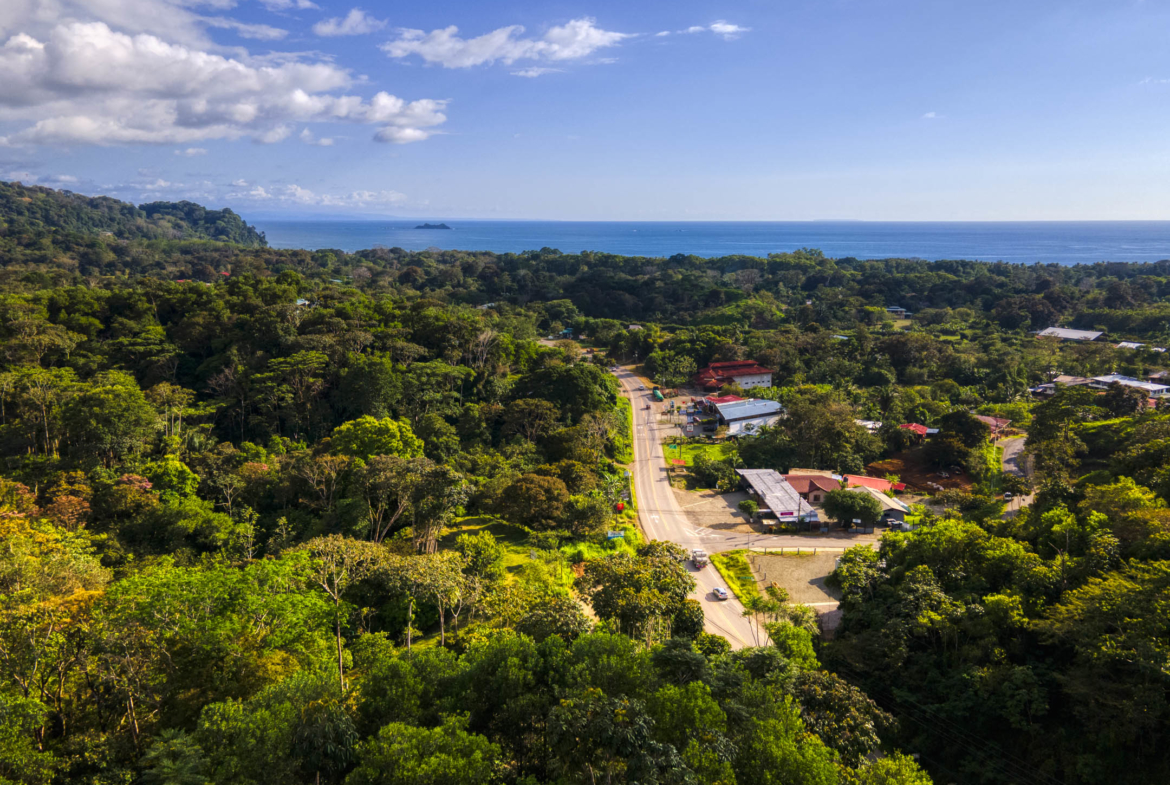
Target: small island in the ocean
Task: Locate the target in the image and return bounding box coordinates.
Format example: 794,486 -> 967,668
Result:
414,222 -> 452,230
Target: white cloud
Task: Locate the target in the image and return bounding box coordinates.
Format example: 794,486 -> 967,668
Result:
256,125 -> 293,144
0,21 -> 448,146
203,17 -> 288,42
175,147 -> 208,156
299,128 -> 334,146
313,9 -> 386,37
709,21 -> 749,39
231,178 -> 248,187
382,17 -> 630,68
680,21 -> 750,40
258,0 -> 319,10
922,111 -> 938,119
512,67 -> 562,78
226,182 -> 407,208
654,31 -> 670,37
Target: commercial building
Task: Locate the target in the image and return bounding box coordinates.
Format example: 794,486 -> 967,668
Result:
711,398 -> 784,436
694,360 -> 774,391
736,469 -> 820,530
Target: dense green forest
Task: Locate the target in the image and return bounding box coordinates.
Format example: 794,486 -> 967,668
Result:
0,183 -> 1167,785
0,181 -> 266,256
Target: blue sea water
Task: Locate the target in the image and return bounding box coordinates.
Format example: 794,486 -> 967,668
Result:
257,220 -> 1170,266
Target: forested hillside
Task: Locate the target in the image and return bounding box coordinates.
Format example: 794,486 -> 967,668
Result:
0,180 -> 266,252
0,188 -> 1166,785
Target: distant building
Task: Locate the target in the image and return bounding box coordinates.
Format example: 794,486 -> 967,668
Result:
855,419 -> 882,433
1036,327 -> 1103,341
1116,341 -> 1145,350
1089,374 -> 1170,398
972,414 -> 1011,437
694,360 -> 774,391
899,423 -> 930,438
1030,374 -> 1093,396
628,324 -> 643,331
1150,371 -> 1170,382
886,306 -> 911,318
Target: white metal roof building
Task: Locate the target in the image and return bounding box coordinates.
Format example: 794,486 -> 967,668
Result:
736,469 -> 819,524
713,399 -> 783,422
1089,375 -> 1170,397
1037,327 -> 1103,341
714,399 -> 784,437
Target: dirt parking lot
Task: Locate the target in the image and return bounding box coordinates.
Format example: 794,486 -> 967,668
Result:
672,487 -> 757,533
748,551 -> 842,605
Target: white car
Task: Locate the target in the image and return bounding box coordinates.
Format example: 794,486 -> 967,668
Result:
712,587 -> 730,601
639,384 -> 646,390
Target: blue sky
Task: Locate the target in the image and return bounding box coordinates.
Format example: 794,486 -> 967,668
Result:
2,1 -> 1170,220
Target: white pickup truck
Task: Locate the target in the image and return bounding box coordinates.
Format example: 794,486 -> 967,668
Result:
691,548 -> 709,568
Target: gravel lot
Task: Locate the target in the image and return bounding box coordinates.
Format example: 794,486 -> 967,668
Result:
748,551 -> 843,605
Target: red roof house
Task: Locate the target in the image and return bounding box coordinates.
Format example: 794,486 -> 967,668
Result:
972,414 -> 1011,436
899,423 -> 929,437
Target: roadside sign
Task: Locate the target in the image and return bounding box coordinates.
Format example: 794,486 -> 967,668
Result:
607,531 -> 625,540
671,459 -> 686,466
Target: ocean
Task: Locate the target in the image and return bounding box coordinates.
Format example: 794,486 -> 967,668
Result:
257,220 -> 1170,266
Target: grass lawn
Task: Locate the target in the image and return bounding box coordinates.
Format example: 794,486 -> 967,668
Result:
710,549 -> 761,602
662,441 -> 736,467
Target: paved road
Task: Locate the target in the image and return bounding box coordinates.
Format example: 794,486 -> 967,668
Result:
998,436 -> 1035,513
616,369 -> 760,647
614,368 -> 875,648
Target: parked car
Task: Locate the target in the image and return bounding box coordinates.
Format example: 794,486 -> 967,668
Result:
1004,492 -> 1013,501
712,587 -> 730,601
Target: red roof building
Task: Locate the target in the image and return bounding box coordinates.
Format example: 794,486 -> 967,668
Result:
972,414 -> 1011,436
783,471 -> 904,502
694,361 -> 774,391
784,474 -> 841,503
704,395 -> 745,405
843,474 -> 904,492
899,423 -> 929,437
